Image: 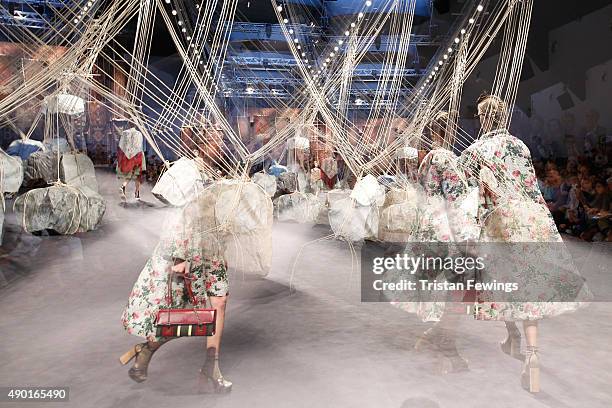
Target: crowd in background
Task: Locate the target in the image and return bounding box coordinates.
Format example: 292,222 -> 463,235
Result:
534,135 -> 611,242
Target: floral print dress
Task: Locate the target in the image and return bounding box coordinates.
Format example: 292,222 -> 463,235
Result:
390,148 -> 479,322
457,129 -> 591,321
121,203 -> 229,342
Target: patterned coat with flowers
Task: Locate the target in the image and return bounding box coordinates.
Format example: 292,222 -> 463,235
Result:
390,148 -> 479,322
121,208 -> 229,341
457,129 -> 591,321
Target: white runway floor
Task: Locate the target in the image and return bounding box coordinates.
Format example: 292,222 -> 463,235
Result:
0,170 -> 610,408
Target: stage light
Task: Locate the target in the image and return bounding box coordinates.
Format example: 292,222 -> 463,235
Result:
461,29 -> 466,35
477,5 -> 483,12
172,10 -> 177,15
358,13 -> 364,19
469,18 -> 475,24
366,1 -> 372,6
277,5 -> 283,12
283,19 -> 288,23
345,31 -> 350,36
454,37 -> 460,43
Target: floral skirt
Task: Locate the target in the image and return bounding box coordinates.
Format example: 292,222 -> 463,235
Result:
473,199 -> 592,321
121,253 -> 229,342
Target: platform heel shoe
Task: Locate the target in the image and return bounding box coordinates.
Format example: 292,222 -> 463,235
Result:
521,346 -> 540,393
119,342 -> 159,383
500,325 -> 522,360
120,185 -> 127,200
415,327 -> 469,373
200,348 -> 232,393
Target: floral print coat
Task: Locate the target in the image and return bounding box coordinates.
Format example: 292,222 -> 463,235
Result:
121,204 -> 229,341
390,148 -> 479,322
457,129 -> 591,321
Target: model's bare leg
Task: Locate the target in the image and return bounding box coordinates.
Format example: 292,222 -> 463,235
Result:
521,321 -> 540,392
523,321 -> 538,348
120,181 -> 128,199
202,295 -> 232,392
134,178 -> 141,199
207,295 -> 227,352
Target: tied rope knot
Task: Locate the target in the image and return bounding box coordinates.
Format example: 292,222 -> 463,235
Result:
217,221 -> 233,234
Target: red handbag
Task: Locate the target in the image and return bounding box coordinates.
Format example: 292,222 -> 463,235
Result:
155,261 -> 217,337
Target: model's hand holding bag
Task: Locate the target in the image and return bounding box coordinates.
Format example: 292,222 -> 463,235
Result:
155,260 -> 217,337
